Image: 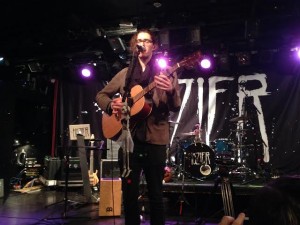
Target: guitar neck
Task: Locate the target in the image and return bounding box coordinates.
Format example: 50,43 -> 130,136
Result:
89,140 -> 95,175
131,63 -> 180,104
89,151 -> 94,175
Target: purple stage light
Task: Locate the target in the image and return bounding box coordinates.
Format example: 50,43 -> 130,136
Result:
200,58 -> 211,69
297,48 -> 300,59
157,58 -> 168,69
81,67 -> 92,78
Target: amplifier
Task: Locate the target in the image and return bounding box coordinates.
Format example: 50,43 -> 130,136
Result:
100,159 -> 120,179
43,156 -> 82,187
43,157 -> 61,180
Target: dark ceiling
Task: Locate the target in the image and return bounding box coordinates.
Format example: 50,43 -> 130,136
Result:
0,0 -> 299,70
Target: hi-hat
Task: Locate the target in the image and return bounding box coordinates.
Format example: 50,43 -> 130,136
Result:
229,116 -> 249,122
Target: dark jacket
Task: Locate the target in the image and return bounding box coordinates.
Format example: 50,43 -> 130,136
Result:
96,65 -> 181,145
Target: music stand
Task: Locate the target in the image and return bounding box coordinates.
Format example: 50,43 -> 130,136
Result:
44,126 -> 92,221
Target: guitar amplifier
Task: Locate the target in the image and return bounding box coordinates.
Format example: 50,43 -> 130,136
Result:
100,159 -> 120,179
43,156 -> 83,187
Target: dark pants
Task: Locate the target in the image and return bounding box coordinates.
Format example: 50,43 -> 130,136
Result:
119,143 -> 166,225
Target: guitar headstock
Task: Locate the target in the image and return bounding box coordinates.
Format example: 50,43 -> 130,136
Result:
179,51 -> 202,69
90,134 -> 95,147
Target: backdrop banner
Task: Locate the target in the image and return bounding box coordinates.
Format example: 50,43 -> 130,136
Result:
58,68 -> 300,175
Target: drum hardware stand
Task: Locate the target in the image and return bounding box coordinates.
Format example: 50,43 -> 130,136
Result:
214,166 -> 235,216
173,151 -> 192,225
138,170 -> 147,223
230,96 -> 257,182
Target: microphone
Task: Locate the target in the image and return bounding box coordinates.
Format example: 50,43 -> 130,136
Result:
238,81 -> 246,86
80,111 -> 88,114
136,45 -> 145,52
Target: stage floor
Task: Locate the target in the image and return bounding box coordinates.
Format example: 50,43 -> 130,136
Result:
0,172 -> 268,225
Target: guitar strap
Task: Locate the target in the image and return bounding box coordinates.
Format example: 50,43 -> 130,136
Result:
119,54 -> 140,178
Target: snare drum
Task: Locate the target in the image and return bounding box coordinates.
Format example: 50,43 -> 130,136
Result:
184,143 -> 215,179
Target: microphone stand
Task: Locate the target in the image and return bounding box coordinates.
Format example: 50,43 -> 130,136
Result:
174,151 -> 191,225
231,85 -> 257,183
44,111 -> 90,220
119,51 -> 140,178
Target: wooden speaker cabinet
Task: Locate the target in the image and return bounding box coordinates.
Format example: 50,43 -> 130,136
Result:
99,178 -> 122,217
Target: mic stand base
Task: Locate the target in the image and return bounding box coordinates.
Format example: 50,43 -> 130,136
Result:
230,164 -> 257,184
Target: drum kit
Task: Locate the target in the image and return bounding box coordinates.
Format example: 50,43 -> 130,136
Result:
169,115 -> 259,182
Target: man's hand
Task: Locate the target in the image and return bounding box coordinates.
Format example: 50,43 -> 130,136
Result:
110,97 -> 124,114
218,213 -> 246,225
154,73 -> 174,94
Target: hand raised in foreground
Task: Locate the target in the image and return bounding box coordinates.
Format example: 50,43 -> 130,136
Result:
218,213 -> 246,225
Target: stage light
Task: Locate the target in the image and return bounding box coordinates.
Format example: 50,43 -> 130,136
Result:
290,46 -> 300,58
236,52 -> 251,66
153,0 -> 162,8
296,48 -> 300,59
157,57 -> 168,69
218,53 -> 230,71
0,56 -> 9,66
200,58 -> 212,69
81,66 -> 93,78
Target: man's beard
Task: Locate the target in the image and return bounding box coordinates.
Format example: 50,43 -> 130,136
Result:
139,53 -> 151,61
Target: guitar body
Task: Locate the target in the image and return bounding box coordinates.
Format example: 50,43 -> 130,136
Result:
102,85 -> 152,139
89,169 -> 99,187
102,113 -> 123,139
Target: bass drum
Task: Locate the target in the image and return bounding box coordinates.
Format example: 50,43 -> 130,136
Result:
184,143 -> 215,179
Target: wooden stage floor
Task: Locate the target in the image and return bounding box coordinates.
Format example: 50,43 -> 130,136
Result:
0,172 -> 267,225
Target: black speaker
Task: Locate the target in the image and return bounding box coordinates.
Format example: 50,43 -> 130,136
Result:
100,159 -> 120,179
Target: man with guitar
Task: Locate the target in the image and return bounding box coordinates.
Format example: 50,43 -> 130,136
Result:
96,29 -> 181,225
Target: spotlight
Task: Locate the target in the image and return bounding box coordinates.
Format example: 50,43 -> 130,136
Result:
0,55 -> 9,66
236,52 -> 251,66
199,58 -> 212,69
80,66 -> 93,78
153,0 -> 162,8
218,53 -> 230,71
157,57 -> 168,69
293,47 -> 300,59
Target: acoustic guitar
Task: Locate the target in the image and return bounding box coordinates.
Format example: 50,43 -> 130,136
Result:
102,51 -> 202,139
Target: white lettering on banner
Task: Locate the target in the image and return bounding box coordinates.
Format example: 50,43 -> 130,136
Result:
238,74 -> 271,162
174,73 -> 270,162
207,76 -> 235,145
170,78 -> 194,144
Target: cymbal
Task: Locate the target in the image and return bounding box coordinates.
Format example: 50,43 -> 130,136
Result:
229,116 -> 248,122
231,129 -> 248,132
168,120 -> 180,124
180,130 -> 201,136
180,131 -> 196,136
